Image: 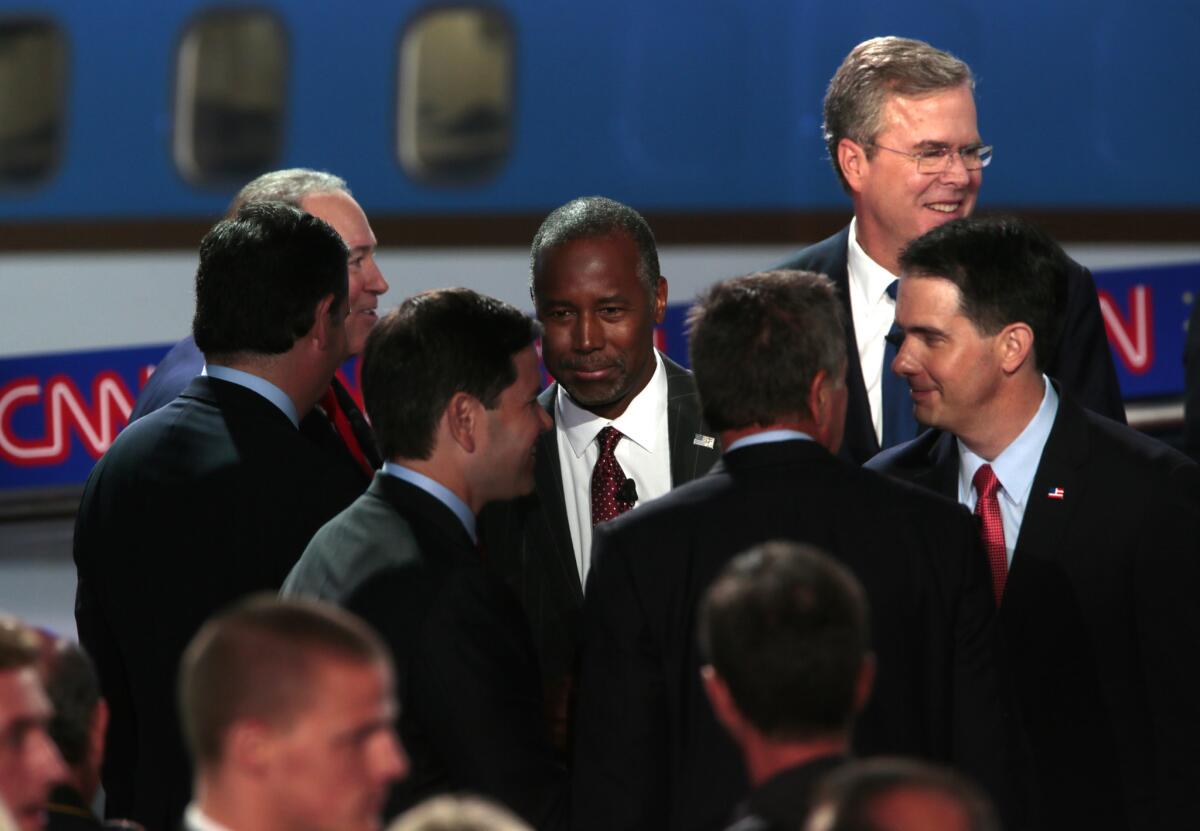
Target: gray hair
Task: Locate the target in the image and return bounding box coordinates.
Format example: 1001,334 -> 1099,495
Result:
227,168 -> 349,216
824,37 -> 973,192
529,196 -> 660,301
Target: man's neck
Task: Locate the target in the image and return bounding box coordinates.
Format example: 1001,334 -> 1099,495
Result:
851,214 -> 902,277
720,421 -> 825,452
742,733 -> 849,787
216,354 -> 328,419
959,374 -> 1046,461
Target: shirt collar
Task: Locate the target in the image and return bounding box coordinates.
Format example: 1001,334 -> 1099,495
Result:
847,216 -> 901,305
958,375 -> 1059,504
382,462 -> 477,543
557,350 -> 668,458
204,364 -> 300,428
725,429 -> 813,454
186,804 -> 235,831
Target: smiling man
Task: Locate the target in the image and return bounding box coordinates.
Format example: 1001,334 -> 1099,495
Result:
284,289 -> 567,830
776,37 -> 1123,463
130,168 -> 389,481
479,196 -> 719,752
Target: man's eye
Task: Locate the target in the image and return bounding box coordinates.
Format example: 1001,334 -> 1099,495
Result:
917,148 -> 950,162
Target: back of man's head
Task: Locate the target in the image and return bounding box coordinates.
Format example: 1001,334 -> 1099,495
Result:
192,202 -> 349,364
823,37 -> 973,192
35,637 -> 103,800
529,195 -> 660,301
899,216 -> 1068,373
227,168 -> 348,216
806,758 -> 1000,831
362,288 -> 541,461
178,595 -> 389,771
688,270 -> 846,432
699,541 -> 870,740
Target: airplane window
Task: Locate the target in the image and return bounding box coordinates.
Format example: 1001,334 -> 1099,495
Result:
397,7 -> 513,184
174,10 -> 285,184
0,19 -> 66,187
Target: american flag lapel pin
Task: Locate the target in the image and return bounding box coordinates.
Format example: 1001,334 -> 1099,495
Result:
693,433 -> 716,449
1047,487 -> 1065,500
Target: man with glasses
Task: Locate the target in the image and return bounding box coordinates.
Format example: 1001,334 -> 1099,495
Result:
777,37 -> 1123,464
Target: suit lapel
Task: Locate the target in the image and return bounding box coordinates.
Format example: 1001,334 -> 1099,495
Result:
537,384 -> 584,601
663,355 -> 720,485
916,431 -> 960,499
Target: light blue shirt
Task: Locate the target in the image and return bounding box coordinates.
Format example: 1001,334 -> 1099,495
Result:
957,376 -> 1059,567
725,429 -> 814,453
204,364 -> 300,428
382,462 -> 477,543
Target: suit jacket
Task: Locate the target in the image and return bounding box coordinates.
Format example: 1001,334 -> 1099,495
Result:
1183,298 -> 1200,461
775,226 -> 1126,463
73,376 -> 365,831
130,334 -> 380,482
867,393 -> 1200,830
571,440 -> 1020,831
286,474 -> 568,830
45,785 -> 103,831
478,355 -> 719,740
722,755 -> 847,831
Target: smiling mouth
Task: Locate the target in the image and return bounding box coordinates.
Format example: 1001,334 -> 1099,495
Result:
926,202 -> 961,214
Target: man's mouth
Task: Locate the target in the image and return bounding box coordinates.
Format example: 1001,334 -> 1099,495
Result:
925,202 -> 961,214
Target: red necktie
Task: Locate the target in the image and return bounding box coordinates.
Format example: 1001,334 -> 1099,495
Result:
591,426 -> 636,526
319,386 -> 374,478
973,464 -> 1008,606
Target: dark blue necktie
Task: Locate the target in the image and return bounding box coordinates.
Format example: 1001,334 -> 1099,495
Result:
881,280 -> 919,449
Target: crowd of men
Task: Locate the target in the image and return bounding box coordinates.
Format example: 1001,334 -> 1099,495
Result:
1,34 -> 1197,831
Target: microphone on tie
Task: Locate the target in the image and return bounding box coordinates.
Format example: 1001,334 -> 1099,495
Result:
616,477 -> 638,505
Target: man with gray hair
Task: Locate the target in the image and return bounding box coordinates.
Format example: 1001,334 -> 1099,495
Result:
571,270 -> 1019,831
130,168 -> 389,481
775,36 -> 1122,463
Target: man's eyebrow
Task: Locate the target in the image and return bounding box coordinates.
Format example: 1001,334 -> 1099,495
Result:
903,323 -> 947,338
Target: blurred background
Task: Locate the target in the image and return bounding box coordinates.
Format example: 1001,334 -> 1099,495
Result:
2,0 -> 1197,634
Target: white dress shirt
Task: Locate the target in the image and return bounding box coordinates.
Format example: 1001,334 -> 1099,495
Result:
957,376 -> 1059,566
846,216 -> 902,446
556,350 -> 672,583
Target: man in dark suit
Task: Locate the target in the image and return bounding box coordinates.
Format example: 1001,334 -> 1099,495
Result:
130,168 -> 387,483
73,204 -> 366,831
699,542 -> 870,831
867,216 -> 1200,830
479,197 -> 719,750
178,597 -> 408,831
775,36 -> 1123,464
284,289 -> 567,829
1183,297 -> 1200,461
572,270 -> 1019,831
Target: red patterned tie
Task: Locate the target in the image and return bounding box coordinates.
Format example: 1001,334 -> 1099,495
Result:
591,426 -> 636,526
973,464 -> 1008,606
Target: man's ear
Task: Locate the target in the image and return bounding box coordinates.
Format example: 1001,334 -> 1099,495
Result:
310,293 -> 343,351
652,276 -> 669,325
838,138 -> 869,193
224,720 -> 275,779
444,391 -> 482,453
997,322 -> 1036,375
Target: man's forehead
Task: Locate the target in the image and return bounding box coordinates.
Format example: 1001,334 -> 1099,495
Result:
0,668 -> 51,727
299,191 -> 377,248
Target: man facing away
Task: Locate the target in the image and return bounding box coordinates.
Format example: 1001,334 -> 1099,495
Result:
131,168 -> 389,481
868,215 -> 1200,830
0,618 -> 66,831
776,36 -> 1123,463
74,203 -> 365,831
178,596 -> 407,831
699,542 -> 872,831
284,289 -> 567,829
571,270 -> 1020,831
480,196 -> 719,750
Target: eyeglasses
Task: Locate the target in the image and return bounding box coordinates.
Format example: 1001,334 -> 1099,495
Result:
869,142 -> 994,173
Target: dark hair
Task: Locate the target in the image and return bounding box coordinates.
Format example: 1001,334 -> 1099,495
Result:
898,216 -> 1068,372
808,757 -> 1001,831
192,202 -> 349,362
699,541 -> 869,739
362,288 -> 542,461
179,595 -> 389,769
688,270 -> 846,431
40,639 -> 101,767
824,37 -> 973,193
530,196 -> 660,300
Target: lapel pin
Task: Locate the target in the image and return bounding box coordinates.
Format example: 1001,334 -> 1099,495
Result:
1047,487 -> 1065,500
693,433 -> 716,449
